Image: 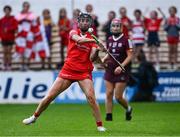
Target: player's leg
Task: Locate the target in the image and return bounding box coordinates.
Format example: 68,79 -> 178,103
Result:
78,79 -> 106,131
2,45 -> 8,70
114,82 -> 132,121
172,44 -> 178,69
168,44 -> 173,69
41,57 -> 46,69
7,45 -> 13,70
23,77 -> 72,125
148,46 -> 153,61
154,46 -> 160,71
105,80 -> 115,121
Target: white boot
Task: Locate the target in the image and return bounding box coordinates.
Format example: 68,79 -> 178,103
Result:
97,126 -> 106,132
22,115 -> 36,125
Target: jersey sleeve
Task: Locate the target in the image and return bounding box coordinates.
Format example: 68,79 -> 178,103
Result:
125,39 -> 133,51
69,30 -> 78,39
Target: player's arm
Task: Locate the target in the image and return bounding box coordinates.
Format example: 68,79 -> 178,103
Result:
164,19 -> 170,31
142,7 -> 149,19
90,47 -> 100,62
175,18 -> 180,29
71,33 -> 96,44
101,53 -> 109,63
114,49 -> 133,74
121,39 -> 134,67
121,49 -> 133,67
90,40 -> 107,62
157,7 -> 166,19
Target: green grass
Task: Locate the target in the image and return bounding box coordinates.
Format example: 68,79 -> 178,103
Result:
0,103 -> 180,136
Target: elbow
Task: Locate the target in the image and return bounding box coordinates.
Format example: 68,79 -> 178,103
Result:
127,54 -> 133,62
128,52 -> 133,59
90,56 -> 96,62
90,53 -> 99,62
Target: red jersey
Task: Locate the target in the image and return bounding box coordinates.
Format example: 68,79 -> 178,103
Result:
144,17 -> 162,32
120,16 -> 131,37
167,16 -> 180,25
63,29 -> 97,73
0,16 -> 18,42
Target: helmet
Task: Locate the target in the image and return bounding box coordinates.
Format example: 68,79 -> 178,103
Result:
111,18 -> 122,27
77,12 -> 93,26
110,18 -> 122,36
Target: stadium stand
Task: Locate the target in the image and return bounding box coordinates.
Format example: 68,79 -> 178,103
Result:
0,24 -> 179,70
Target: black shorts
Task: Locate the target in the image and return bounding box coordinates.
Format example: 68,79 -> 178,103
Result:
147,32 -> 160,47
1,41 -> 14,47
134,43 -> 144,47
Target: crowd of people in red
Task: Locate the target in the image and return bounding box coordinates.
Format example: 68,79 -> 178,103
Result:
0,1 -> 179,71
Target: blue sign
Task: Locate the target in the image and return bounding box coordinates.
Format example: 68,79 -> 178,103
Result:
153,72 -> 180,101
54,71 -> 180,103
1,71 -> 179,104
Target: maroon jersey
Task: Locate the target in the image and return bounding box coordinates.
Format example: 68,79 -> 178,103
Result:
104,34 -> 133,83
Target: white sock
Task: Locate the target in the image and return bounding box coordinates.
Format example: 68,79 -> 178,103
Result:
127,106 -> 131,112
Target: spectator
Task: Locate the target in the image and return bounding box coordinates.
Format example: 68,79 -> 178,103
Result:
119,7 -> 132,37
85,4 -> 99,37
131,9 -> 145,59
132,50 -> 158,102
58,8 -> 71,67
144,9 -> 164,71
164,6 -> 180,70
15,1 -> 50,71
0,5 -> 17,71
102,11 -> 116,41
70,9 -> 81,30
40,9 -> 54,69
15,1 -> 36,71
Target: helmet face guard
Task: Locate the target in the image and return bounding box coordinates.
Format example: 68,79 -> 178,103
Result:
110,18 -> 122,36
78,13 -> 93,29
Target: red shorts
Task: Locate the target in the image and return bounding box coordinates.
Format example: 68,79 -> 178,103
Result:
167,36 -> 179,45
58,67 -> 92,81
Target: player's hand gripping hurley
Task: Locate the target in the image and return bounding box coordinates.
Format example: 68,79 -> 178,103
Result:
88,28 -> 126,72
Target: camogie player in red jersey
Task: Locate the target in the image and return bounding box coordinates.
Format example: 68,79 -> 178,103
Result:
22,13 -> 106,132
102,18 -> 133,121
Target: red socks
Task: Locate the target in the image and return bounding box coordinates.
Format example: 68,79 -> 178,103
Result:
34,112 -> 40,118
96,121 -> 103,127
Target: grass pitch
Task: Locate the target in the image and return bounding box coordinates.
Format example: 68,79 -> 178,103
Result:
0,103 -> 180,136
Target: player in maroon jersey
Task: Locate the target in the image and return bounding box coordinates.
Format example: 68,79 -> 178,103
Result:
102,18 -> 133,121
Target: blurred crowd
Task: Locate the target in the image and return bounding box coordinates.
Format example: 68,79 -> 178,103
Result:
0,1 -> 179,71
